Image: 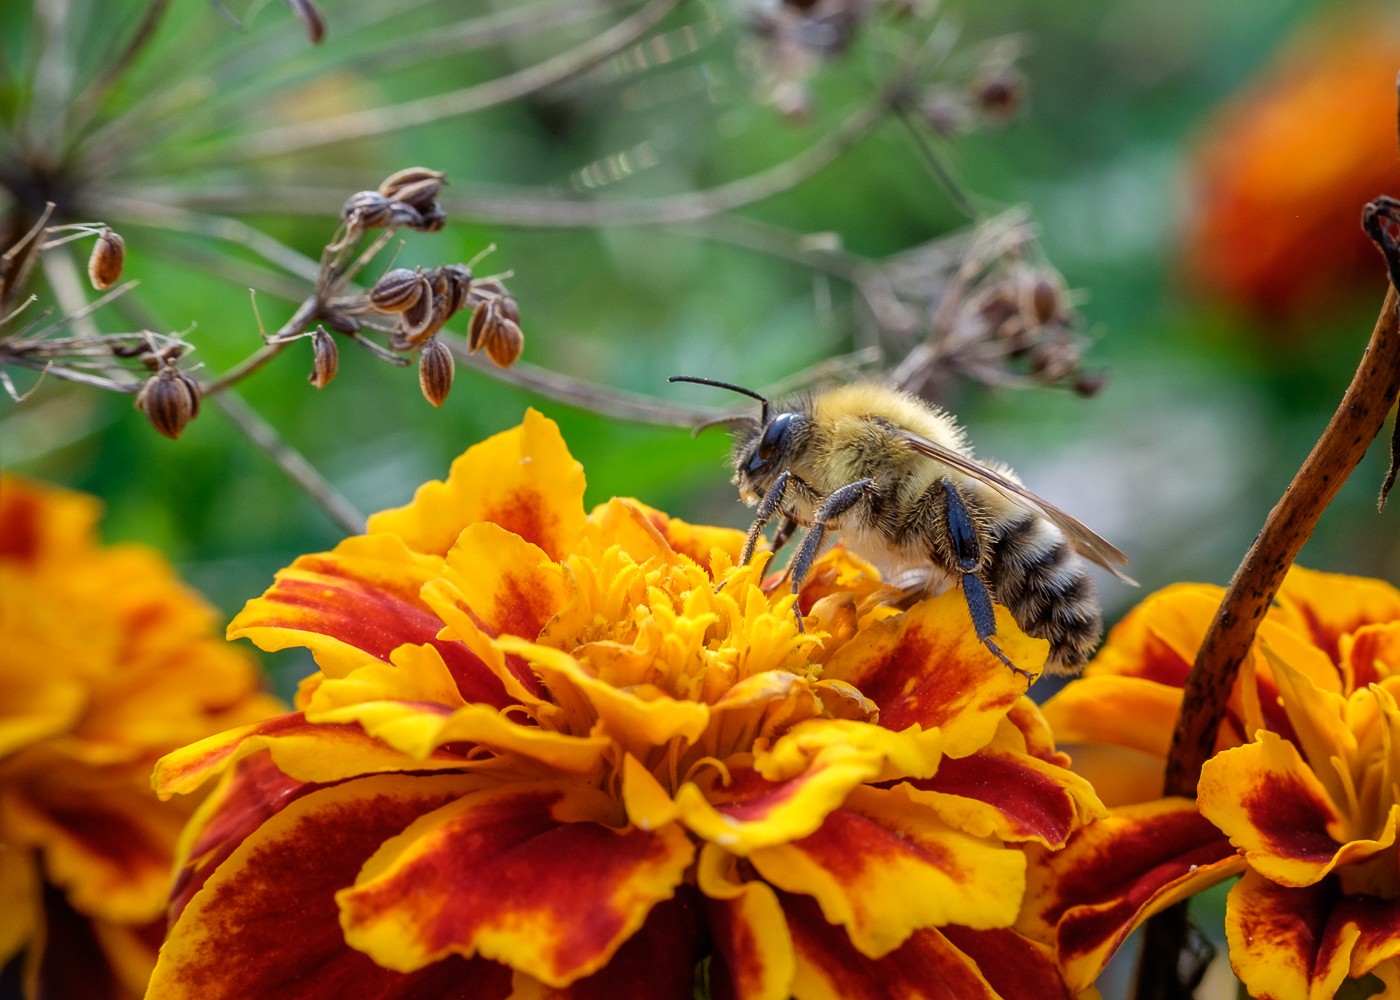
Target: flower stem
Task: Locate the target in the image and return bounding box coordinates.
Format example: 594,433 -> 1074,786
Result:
1136,196 -> 1400,1000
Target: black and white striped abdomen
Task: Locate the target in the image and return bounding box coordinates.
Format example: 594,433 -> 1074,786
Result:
985,513 -> 1102,673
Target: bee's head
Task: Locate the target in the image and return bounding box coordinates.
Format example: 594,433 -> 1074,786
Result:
668,376 -> 808,504
730,409 -> 807,502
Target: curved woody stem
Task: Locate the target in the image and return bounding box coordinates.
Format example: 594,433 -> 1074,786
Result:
1136,197 -> 1400,999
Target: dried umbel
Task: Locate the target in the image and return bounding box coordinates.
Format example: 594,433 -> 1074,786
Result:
377,167 -> 445,209
86,228 -> 125,290
340,191 -> 394,229
136,359 -> 202,439
308,327 -> 338,388
417,336 -> 454,406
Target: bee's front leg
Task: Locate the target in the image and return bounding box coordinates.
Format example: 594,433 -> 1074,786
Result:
740,470 -> 792,567
940,477 -> 1033,680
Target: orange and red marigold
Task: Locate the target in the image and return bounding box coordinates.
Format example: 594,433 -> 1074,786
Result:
1025,568 -> 1400,999
149,410 -> 1105,999
0,476 -> 281,1000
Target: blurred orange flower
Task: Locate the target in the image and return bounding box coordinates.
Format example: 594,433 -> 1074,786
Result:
1182,6 -> 1400,323
149,411 -> 1104,999
0,477 -> 282,999
1023,567 -> 1400,997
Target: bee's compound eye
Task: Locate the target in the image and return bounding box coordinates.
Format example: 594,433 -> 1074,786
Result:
749,412 -> 798,472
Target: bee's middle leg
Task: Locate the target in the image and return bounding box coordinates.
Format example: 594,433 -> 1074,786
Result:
785,477 -> 877,631
940,478 -> 1033,679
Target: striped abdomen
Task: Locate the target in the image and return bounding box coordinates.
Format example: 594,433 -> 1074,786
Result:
985,513 -> 1102,673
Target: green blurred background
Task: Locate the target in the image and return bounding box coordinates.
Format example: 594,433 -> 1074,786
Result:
3,0 -> 1398,704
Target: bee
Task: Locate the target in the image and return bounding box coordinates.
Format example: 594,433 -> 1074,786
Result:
670,376 -> 1134,676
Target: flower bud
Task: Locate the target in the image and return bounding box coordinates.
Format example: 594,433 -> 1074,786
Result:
417,337 -> 454,407
341,190 -> 393,228
308,327 -> 338,389
369,268 -> 424,313
135,365 -> 201,440
87,228 -> 125,290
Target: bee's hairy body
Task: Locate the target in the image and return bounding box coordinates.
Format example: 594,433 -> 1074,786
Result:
730,384 -> 1105,674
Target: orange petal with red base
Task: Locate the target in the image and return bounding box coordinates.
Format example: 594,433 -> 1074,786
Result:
823,594 -> 1040,756
1019,797 -> 1245,993
366,409 -> 588,562
337,783 -> 694,988
784,891 -> 1006,1000
750,785 -> 1025,958
148,773 -> 512,1000
228,533 -> 507,706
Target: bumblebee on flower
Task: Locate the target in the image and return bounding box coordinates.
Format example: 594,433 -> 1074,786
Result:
149,411 -> 1104,999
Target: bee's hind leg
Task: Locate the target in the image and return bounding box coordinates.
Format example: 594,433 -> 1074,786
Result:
940,478 -> 1034,681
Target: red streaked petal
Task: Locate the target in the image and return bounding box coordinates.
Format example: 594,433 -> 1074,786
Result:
619,499 -> 747,573
751,785 -> 1025,958
153,712 -> 466,798
1040,675 -> 1181,760
1274,565 -> 1400,664
1224,872 -> 1348,1000
696,844 -> 796,1000
822,593 -> 1039,755
784,891 -> 1003,1000
366,409 -> 588,562
940,925 -> 1080,1000
148,773 -> 511,1000
1018,798 -> 1245,993
338,783 -> 695,987
440,523 -> 570,641
1198,733 -> 1363,887
900,746 -> 1104,849
169,752 -> 317,920
228,533 -> 506,706
1335,891 -> 1400,980
508,890 -> 707,1000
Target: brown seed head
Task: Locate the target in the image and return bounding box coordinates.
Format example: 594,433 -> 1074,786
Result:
369,268 -> 424,313
442,265 -> 472,314
87,228 -> 125,290
309,327 -> 338,389
341,190 -> 393,228
484,316 -> 524,368
378,168 -> 446,208
397,289 -> 448,349
417,337 -> 455,407
135,365 -> 201,440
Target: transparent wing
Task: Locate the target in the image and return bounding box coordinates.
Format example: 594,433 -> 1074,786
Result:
899,430 -> 1137,584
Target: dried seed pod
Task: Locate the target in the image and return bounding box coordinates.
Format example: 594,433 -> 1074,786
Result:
467,278 -> 508,305
970,66 -> 1026,123
1073,370 -> 1105,398
341,190 -> 393,228
467,298 -> 496,353
417,337 -> 454,407
135,365 -> 201,440
369,268 -> 424,313
1028,275 -> 1064,325
414,204 -> 447,233
87,228 -> 125,290
378,168 -> 446,207
386,202 -> 424,229
495,293 -> 520,325
484,317 -> 524,368
442,265 -> 472,315
309,327 -> 338,389
397,292 -> 448,349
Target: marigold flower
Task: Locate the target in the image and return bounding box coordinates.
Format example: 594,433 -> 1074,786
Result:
1181,6 -> 1400,325
0,476 -> 282,999
149,410 -> 1104,999
1023,566 -> 1400,997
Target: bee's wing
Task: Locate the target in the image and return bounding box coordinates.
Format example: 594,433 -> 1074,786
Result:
899,430 -> 1137,584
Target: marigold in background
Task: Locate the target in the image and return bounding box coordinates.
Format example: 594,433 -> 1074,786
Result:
1023,567 -> 1400,998
149,410 -> 1104,999
1181,5 -> 1400,324
0,477 -> 282,999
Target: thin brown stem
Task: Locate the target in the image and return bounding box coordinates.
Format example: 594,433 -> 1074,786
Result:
1136,197 -> 1400,1000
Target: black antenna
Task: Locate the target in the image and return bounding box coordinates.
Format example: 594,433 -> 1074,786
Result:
668,375 -> 769,424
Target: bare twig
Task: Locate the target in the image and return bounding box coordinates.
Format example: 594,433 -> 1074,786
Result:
227,0 -> 684,162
